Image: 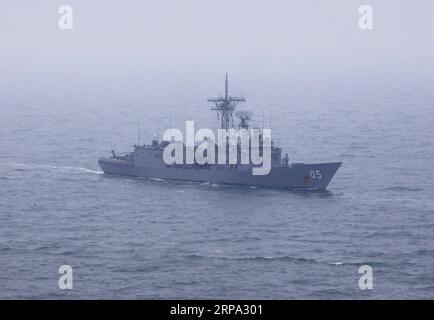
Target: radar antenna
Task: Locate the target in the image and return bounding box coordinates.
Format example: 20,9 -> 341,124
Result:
235,110 -> 253,129
208,73 -> 246,130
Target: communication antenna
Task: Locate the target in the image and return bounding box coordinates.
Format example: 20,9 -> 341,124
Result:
158,121 -> 160,141
269,113 -> 272,129
137,120 -> 141,145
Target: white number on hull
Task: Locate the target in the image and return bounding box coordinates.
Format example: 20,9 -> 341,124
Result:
309,170 -> 322,179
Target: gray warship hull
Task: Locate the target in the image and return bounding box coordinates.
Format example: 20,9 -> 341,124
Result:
98,158 -> 341,190
98,75 -> 342,189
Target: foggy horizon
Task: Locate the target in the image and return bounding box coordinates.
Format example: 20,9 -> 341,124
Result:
1,0 -> 434,82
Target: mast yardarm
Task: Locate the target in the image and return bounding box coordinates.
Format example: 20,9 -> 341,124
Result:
207,73 -> 246,130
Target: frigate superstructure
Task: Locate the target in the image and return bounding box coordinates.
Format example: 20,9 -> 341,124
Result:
98,75 -> 341,189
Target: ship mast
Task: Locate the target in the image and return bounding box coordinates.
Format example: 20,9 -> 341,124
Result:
208,73 -> 246,130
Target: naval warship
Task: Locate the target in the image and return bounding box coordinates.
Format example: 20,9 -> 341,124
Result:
98,75 -> 341,189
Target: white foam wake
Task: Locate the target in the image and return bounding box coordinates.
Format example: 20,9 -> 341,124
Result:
61,166 -> 103,175
149,177 -> 164,181
2,163 -> 103,175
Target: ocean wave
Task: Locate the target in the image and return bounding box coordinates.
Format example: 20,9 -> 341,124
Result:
111,265 -> 160,273
185,254 -> 317,264
416,249 -> 434,256
384,186 -> 423,192
310,288 -> 356,299
233,256 -> 318,263
340,153 -> 356,158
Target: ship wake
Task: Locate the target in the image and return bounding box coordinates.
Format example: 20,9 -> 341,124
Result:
2,163 -> 103,175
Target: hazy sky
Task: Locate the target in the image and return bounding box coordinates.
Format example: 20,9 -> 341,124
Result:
1,0 -> 434,81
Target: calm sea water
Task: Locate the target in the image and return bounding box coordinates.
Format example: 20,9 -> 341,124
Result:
1,73 -> 434,299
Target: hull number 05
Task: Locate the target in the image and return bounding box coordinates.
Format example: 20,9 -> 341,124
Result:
309,170 -> 322,179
